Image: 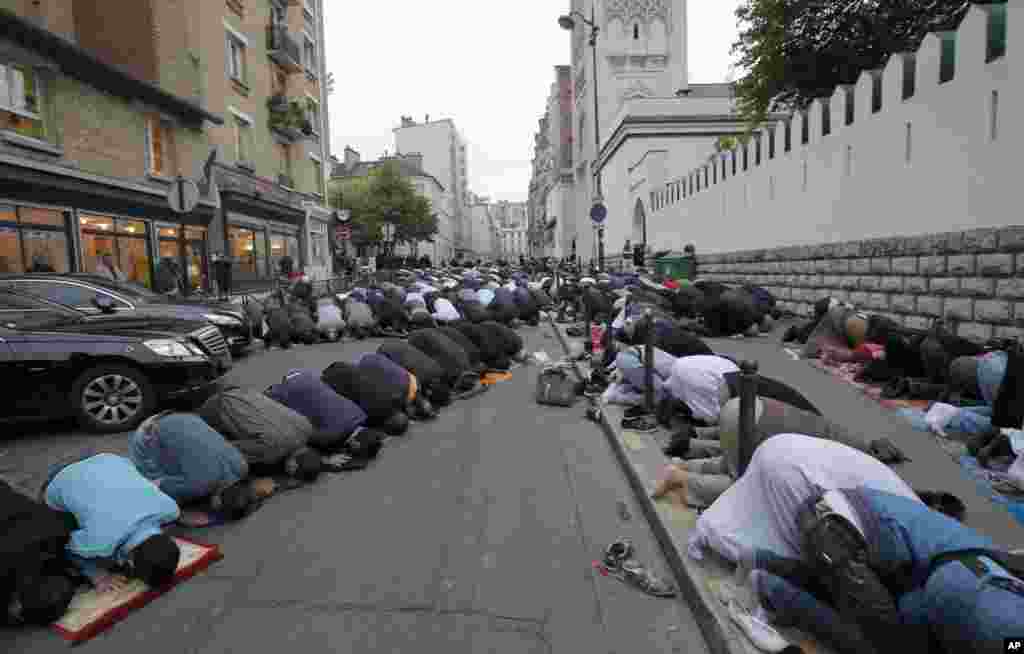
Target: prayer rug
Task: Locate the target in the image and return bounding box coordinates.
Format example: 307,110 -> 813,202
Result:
52,537 -> 223,644
806,358 -> 930,411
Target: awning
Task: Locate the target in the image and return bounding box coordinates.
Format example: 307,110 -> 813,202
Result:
0,160 -> 216,225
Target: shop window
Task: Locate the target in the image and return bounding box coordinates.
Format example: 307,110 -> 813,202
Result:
79,214 -> 152,287
0,205 -> 69,273
0,225 -> 23,273
0,63 -> 47,140
229,225 -> 267,277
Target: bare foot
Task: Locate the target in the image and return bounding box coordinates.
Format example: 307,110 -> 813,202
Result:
651,464 -> 689,499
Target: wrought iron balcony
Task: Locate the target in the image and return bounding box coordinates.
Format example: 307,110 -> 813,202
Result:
267,25 -> 302,73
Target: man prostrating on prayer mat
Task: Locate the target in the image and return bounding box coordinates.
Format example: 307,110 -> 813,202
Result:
41,453 -> 181,593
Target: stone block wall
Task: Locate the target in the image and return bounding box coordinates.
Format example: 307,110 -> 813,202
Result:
696,226 -> 1024,343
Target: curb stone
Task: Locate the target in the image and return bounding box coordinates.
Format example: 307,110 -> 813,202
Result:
547,317 -> 831,654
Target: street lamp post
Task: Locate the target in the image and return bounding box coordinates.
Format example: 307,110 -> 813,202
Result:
559,7 -> 605,272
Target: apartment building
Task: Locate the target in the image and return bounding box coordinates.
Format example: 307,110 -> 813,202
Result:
202,0 -> 333,282
393,116 -> 470,259
0,0 -> 333,292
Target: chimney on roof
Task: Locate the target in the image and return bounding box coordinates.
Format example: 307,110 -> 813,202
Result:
425,114 -> 429,123
401,116 -> 415,127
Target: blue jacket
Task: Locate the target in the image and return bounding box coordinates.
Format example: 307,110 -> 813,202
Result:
844,488 -> 1023,651
129,413 -> 248,504
44,453 -> 179,581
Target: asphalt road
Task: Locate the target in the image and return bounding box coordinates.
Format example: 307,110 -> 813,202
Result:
0,324 -> 709,654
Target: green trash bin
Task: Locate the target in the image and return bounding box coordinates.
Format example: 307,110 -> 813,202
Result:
654,254 -> 696,281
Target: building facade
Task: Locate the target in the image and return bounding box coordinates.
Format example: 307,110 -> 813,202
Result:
467,192 -> 496,260
0,0 -> 334,291
0,4 -> 220,289
330,150 -> 456,265
564,0 -> 744,269
528,65 -> 575,260
393,116 -> 471,259
206,0 -> 333,284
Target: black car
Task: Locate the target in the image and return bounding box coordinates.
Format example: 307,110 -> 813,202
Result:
0,287 -> 227,433
0,274 -> 253,357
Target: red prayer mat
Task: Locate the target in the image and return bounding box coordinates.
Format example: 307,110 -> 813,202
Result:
807,358 -> 930,411
52,537 -> 222,645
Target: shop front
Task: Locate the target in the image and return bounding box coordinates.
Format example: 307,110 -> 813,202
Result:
0,203 -> 72,273
0,160 -> 218,289
225,213 -> 300,286
155,223 -> 209,293
213,163 -> 308,290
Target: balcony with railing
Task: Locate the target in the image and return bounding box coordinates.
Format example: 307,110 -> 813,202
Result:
267,95 -> 314,144
267,24 -> 303,73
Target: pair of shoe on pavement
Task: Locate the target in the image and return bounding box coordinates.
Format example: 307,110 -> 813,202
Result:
598,540 -> 676,598
711,579 -> 795,653
621,405 -> 658,433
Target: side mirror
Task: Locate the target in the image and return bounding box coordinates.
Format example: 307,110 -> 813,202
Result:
92,294 -> 116,314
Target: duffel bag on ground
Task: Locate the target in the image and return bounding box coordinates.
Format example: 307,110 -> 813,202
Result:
536,365 -> 577,407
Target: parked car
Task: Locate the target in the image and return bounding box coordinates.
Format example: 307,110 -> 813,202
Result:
0,274 -> 253,357
0,286 -> 228,433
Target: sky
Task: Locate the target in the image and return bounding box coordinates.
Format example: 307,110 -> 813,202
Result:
324,1 -> 745,203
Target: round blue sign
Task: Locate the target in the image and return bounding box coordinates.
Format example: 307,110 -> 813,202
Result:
590,203 -> 607,224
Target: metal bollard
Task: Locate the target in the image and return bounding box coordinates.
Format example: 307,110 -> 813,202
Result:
604,310 -> 615,367
736,360 -> 760,477
644,309 -> 655,415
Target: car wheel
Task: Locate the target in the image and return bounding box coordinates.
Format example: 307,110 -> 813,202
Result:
70,364 -> 156,434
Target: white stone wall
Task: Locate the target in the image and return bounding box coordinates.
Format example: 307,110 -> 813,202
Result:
644,3 -> 1021,256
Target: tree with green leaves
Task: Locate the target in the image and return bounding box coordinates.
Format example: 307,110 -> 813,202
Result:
328,161 -> 438,255
730,0 -> 987,133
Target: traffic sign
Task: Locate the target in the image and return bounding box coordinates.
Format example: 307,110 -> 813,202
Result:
382,222 -> 396,243
167,176 -> 200,214
590,202 -> 607,224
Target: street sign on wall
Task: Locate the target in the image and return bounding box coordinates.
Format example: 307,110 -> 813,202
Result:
590,202 -> 607,225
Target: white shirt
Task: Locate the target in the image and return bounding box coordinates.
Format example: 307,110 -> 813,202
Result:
432,298 -> 461,322
667,355 -> 739,423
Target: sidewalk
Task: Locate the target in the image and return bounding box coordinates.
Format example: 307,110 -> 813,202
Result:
548,320 -> 1024,654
